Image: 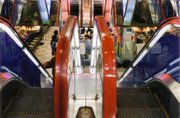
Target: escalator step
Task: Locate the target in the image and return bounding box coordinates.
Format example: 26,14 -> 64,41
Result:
5,112 -> 54,118
7,97 -> 54,112
20,88 -> 53,97
7,97 -> 33,112
117,94 -> 160,108
4,88 -> 54,118
116,108 -> 167,118
117,87 -> 149,94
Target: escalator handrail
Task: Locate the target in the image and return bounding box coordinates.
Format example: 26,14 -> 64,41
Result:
119,17 -> 180,82
143,73 -> 180,103
54,16 -> 76,118
0,16 -> 52,82
95,16 -> 117,118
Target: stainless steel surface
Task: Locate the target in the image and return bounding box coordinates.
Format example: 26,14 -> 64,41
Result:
68,73 -> 102,118
0,73 -> 13,89
154,74 -> 180,103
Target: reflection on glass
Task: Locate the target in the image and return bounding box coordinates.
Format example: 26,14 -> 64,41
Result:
121,26 -> 180,85
46,0 -> 51,15
37,0 -> 49,24
0,28 -> 47,86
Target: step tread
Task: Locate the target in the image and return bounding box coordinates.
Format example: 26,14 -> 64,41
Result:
19,88 -> 53,97
117,93 -> 160,108
117,87 -> 149,93
5,112 -> 54,118
7,97 -> 54,112
116,108 -> 168,118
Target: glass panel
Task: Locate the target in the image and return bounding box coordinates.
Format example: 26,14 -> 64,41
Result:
0,0 -> 5,14
1,0 -> 13,19
123,0 -> 136,25
45,0 -> 51,15
0,25 -> 50,87
11,0 -> 24,25
122,25 -> 180,85
37,0 -> 49,24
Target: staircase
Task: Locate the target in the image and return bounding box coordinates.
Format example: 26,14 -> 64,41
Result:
116,88 -> 169,118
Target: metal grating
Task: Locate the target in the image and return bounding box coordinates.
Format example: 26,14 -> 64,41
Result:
117,87 -> 148,94
4,88 -> 54,118
116,108 -> 167,118
5,112 -> 54,118
7,97 -> 54,112
116,88 -> 168,118
20,88 -> 53,97
117,93 -> 160,108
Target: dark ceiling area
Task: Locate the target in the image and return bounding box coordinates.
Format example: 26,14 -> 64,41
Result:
71,4 -> 102,17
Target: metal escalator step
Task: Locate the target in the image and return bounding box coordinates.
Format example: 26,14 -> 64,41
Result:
20,88 -> 53,97
5,112 -> 54,118
7,97 -> 54,113
116,108 -> 167,118
117,87 -> 149,94
117,94 -> 160,108
32,97 -> 54,112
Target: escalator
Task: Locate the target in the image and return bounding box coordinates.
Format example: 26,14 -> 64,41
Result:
117,73 -> 180,118
0,16 -> 52,87
1,15 -> 180,118
6,88 -> 53,118
2,78 -> 54,118
2,16 -> 114,118
117,87 -> 167,117
117,17 -> 180,117
0,16 -> 77,118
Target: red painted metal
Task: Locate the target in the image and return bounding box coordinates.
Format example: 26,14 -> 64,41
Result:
159,0 -> 165,20
102,0 -> 105,16
158,17 -> 180,28
61,0 -> 70,21
90,0 -> 93,27
158,73 -> 173,81
95,16 -> 117,118
54,16 -> 76,118
68,0 -> 71,15
113,2 -> 117,26
80,0 -> 83,26
55,1 -> 60,26
0,72 -> 14,81
103,0 -> 114,23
